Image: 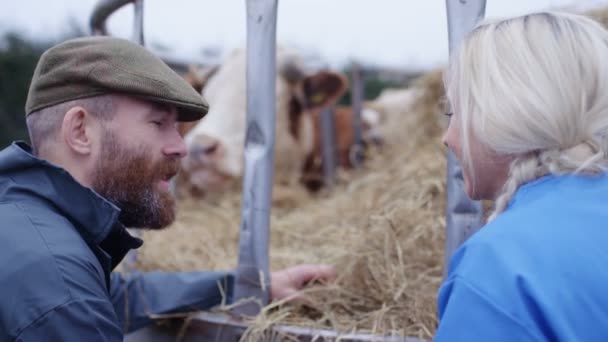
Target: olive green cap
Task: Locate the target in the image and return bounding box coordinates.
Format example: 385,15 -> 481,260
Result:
25,36 -> 208,121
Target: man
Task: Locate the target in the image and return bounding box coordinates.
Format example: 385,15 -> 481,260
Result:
0,36 -> 335,341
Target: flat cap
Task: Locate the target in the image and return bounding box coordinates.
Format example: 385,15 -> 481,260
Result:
26,36 -> 208,121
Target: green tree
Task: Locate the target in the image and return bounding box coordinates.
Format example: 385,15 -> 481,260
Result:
337,66 -> 422,106
0,32 -> 48,147
0,23 -> 85,149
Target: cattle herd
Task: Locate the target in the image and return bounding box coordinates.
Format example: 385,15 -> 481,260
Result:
173,47 -> 420,198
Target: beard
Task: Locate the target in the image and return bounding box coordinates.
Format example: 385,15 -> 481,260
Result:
91,130 -> 180,229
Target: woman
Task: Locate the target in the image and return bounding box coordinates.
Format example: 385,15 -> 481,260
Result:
436,11 -> 608,341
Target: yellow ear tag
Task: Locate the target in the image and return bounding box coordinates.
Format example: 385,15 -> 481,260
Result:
310,93 -> 326,105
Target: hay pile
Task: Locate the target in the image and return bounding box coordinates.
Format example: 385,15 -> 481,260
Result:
133,69 -> 447,340
128,8 -> 608,340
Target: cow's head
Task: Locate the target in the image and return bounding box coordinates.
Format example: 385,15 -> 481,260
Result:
179,48 -> 348,195
298,105 -> 384,191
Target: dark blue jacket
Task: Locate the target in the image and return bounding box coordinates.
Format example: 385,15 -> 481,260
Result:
0,142 -> 233,341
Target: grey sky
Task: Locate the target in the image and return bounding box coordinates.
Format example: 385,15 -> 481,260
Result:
2,0 -> 608,70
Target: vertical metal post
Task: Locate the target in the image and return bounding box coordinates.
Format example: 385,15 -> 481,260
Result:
320,106 -> 337,186
350,62 -> 364,167
233,0 -> 278,316
444,0 -> 486,275
132,0 -> 145,45
123,0 -> 145,272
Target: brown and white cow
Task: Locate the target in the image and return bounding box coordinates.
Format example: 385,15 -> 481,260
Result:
176,48 -> 381,197
299,105 -> 382,190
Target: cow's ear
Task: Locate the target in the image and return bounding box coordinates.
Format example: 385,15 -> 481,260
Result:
301,71 -> 348,108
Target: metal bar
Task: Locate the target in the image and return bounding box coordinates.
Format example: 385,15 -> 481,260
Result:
90,0 -> 133,35
232,0 -> 278,316
132,0 -> 145,45
320,106 -> 337,186
124,312 -> 430,342
91,0 -> 206,73
350,62 -> 365,167
444,0 -> 486,274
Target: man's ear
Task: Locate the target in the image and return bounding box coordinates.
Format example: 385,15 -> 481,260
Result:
300,71 -> 348,109
61,106 -> 97,156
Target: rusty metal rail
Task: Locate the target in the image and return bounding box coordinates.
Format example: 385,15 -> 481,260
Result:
126,312 -> 429,342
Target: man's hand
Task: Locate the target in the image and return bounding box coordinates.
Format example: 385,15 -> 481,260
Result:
270,264 -> 336,301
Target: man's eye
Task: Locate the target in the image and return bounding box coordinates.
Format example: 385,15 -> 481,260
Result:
151,121 -> 163,126
445,112 -> 453,118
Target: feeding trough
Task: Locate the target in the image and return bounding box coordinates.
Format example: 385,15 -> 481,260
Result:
90,0 -> 485,340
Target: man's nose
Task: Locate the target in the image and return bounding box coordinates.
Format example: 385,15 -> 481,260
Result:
164,133 -> 188,159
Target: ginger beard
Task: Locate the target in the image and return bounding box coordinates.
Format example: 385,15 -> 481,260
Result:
91,129 -> 179,229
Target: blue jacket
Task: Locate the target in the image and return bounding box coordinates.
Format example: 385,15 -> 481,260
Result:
436,174 -> 608,341
0,142 -> 233,341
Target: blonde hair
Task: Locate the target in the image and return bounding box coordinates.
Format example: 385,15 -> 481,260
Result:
444,12 -> 608,222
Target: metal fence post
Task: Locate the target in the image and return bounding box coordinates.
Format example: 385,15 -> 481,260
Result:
232,0 -> 278,316
350,62 -> 365,167
132,0 -> 144,45
444,0 -> 486,276
320,106 -> 337,186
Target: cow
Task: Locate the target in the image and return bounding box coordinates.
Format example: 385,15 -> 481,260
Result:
175,48 -> 382,197
300,106 -> 382,190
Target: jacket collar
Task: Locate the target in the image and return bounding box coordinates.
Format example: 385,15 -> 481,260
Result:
0,142 -> 142,268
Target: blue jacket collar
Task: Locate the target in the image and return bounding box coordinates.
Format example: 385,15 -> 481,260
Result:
0,142 -> 142,269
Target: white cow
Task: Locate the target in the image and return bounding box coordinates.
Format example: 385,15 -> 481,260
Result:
177,48 -> 382,196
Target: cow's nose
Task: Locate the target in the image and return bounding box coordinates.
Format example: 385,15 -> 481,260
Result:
188,134 -> 223,162
192,141 -> 219,156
